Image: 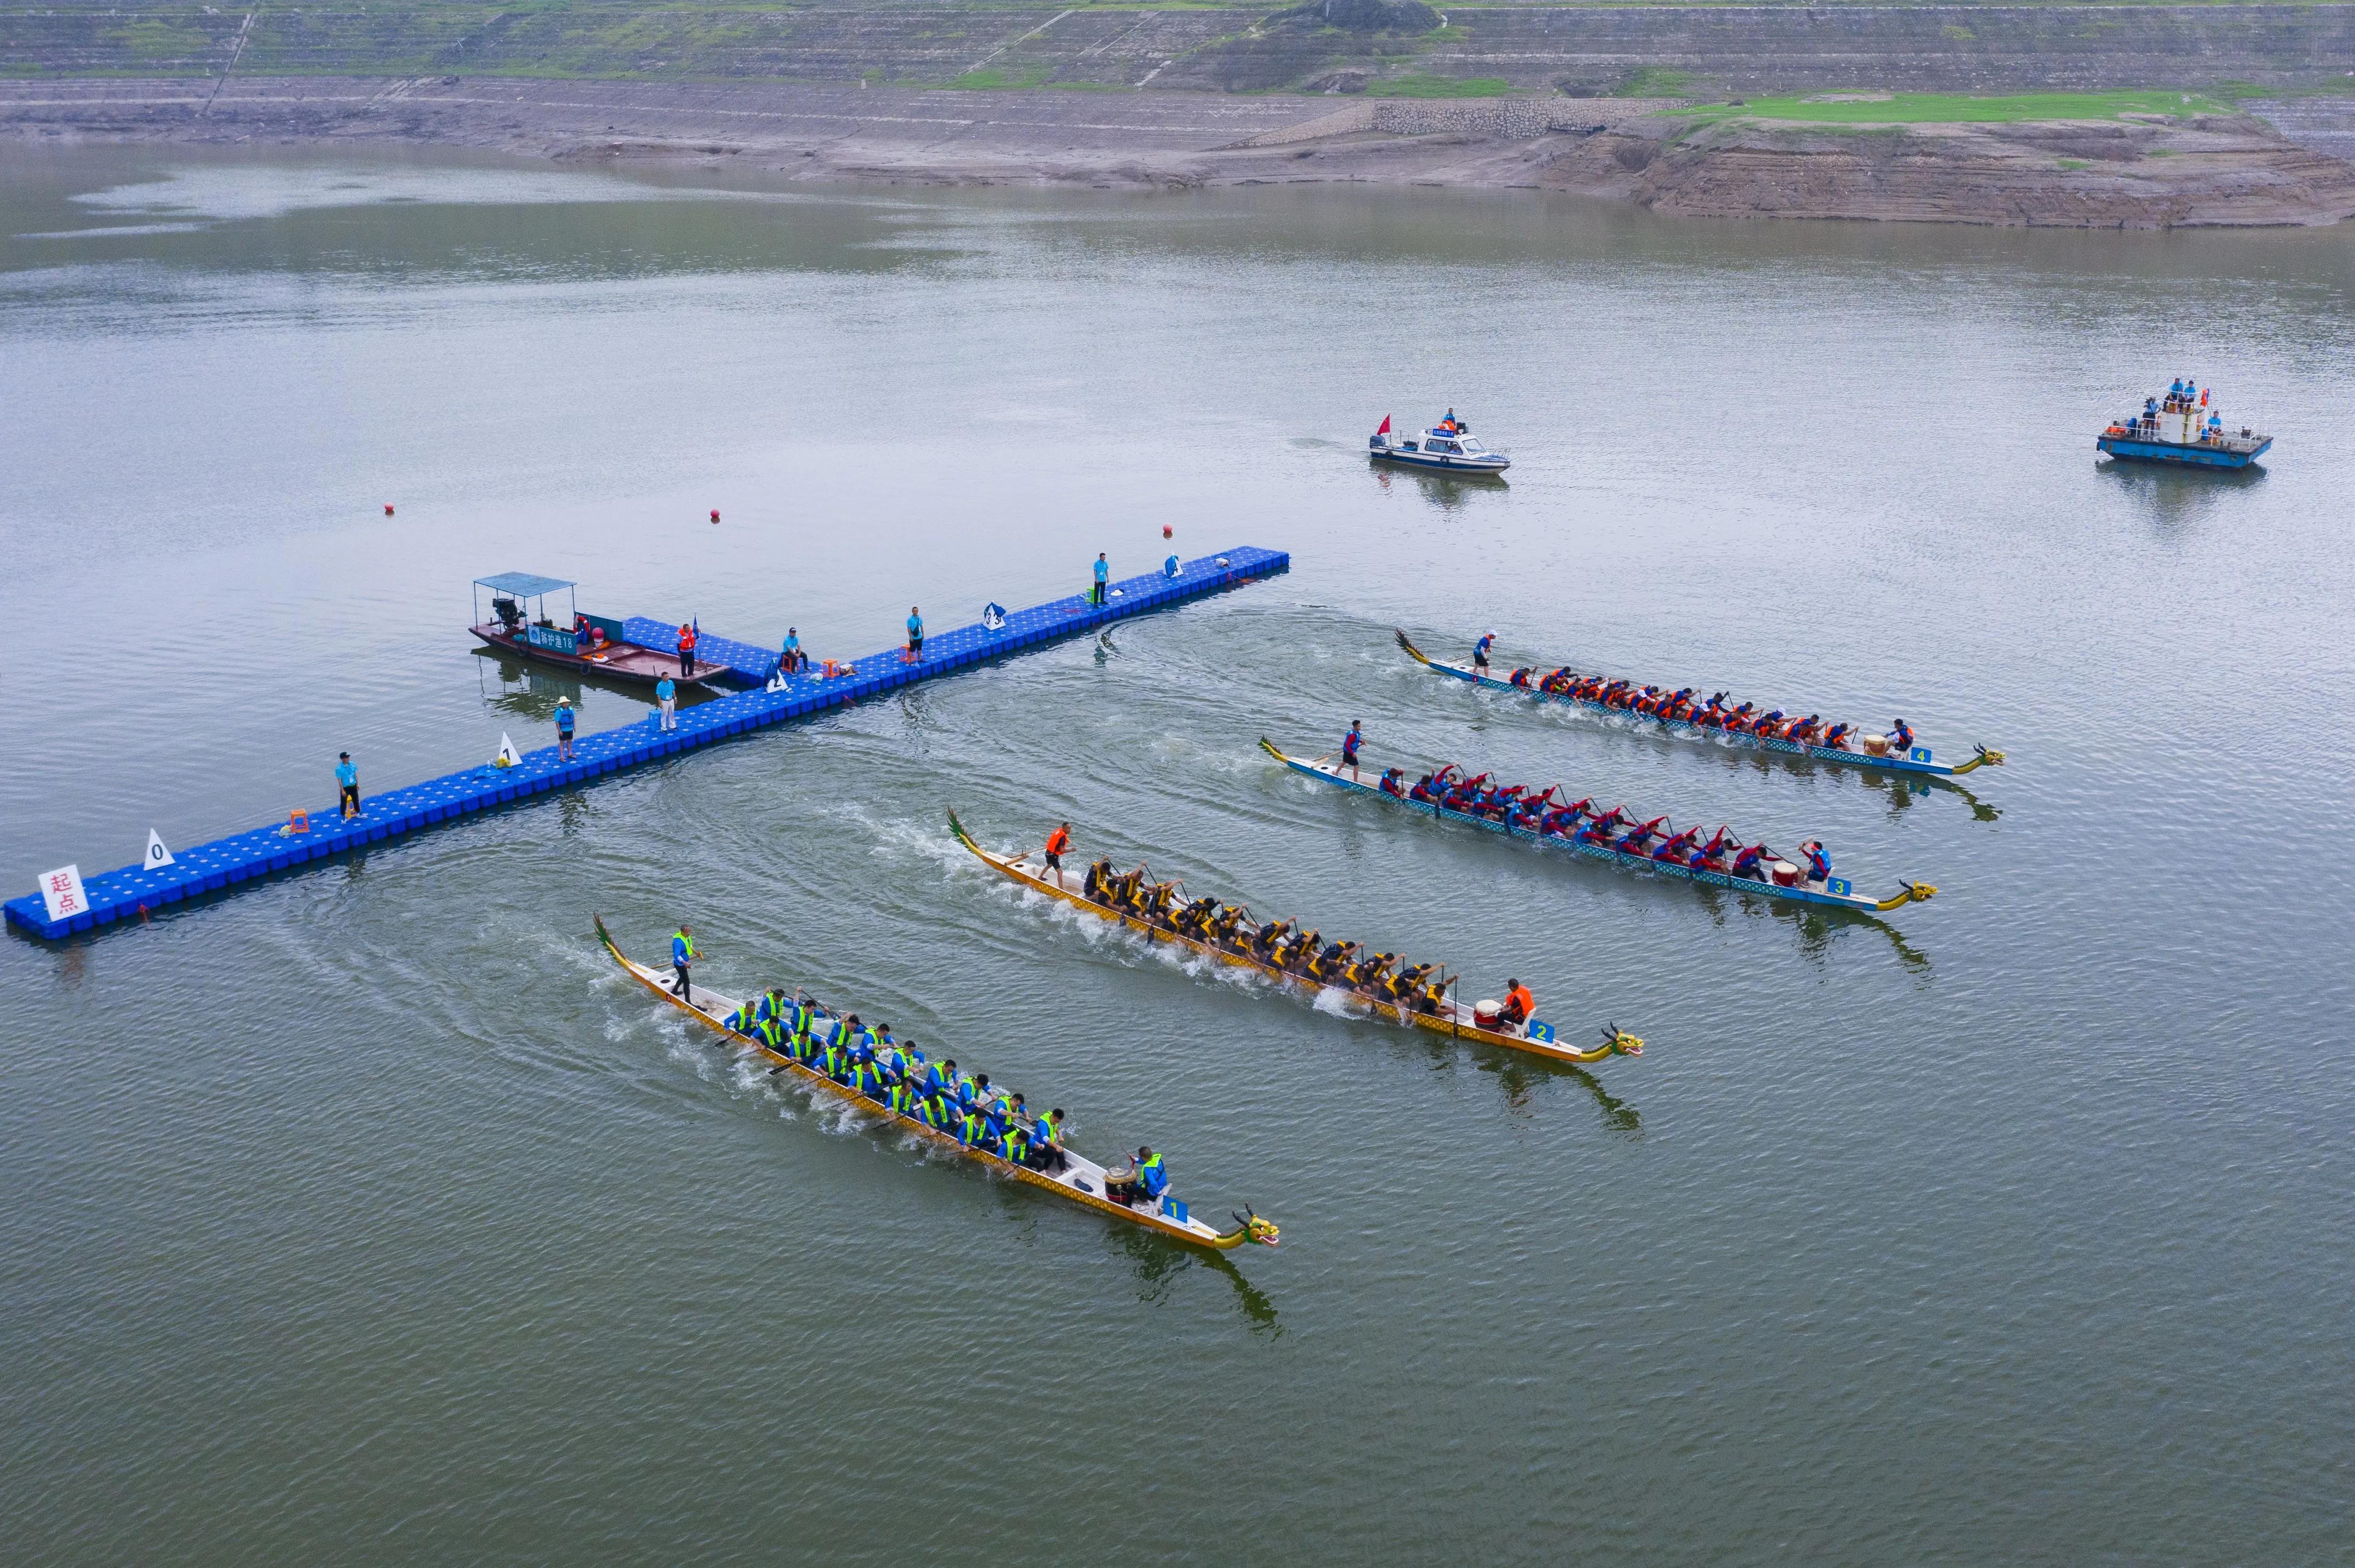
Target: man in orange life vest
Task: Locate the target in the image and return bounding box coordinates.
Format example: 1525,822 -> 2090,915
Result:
1500,978 -> 1536,1028
677,622 -> 698,678
1042,823 -> 1072,888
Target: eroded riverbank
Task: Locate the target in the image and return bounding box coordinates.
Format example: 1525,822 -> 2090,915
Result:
6,76 -> 2353,227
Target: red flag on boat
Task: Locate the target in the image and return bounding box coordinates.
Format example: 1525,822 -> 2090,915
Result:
1377,415 -> 1391,435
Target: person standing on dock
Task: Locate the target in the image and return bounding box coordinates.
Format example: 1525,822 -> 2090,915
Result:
335,752 -> 360,818
676,622 -> 698,679
1342,721 -> 1362,782
554,696 -> 576,763
906,606 -> 924,663
670,924 -> 696,1002
655,675 -> 677,731
1092,552 -> 1109,606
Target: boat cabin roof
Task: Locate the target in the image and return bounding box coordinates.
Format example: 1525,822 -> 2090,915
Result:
475,571 -> 576,598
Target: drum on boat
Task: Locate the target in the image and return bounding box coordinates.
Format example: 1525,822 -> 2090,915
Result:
1473,1000 -> 1504,1030
1769,860 -> 1802,888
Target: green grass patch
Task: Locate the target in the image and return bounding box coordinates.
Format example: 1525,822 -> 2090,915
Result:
1672,89 -> 2228,124
1616,66 -> 1693,98
1363,73 -> 1513,98
2056,158 -> 2090,170
944,64 -> 1053,91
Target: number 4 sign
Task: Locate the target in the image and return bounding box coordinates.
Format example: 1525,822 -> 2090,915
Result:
39,864 -> 88,923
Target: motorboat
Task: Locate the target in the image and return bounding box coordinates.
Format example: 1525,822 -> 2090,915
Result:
1368,413 -> 1509,475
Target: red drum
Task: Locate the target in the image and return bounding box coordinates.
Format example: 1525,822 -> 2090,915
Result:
1769,861 -> 1802,888
1473,1001 -> 1503,1030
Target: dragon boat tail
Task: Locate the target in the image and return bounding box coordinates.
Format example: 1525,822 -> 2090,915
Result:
948,811 -> 1642,1067
1395,631 -> 2002,780
1259,739 -> 1934,916
594,916 -> 1277,1252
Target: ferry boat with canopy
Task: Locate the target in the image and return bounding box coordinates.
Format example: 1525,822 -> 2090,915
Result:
1260,740 -> 1936,915
949,812 -> 1642,1067
595,917 -> 1278,1252
470,572 -> 720,690
1367,411 -> 1510,475
2097,380 -> 2271,469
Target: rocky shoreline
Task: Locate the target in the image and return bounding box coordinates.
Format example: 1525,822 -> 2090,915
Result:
5,76 -> 2352,228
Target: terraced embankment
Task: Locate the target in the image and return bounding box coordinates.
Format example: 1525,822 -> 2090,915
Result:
5,3 -> 2354,225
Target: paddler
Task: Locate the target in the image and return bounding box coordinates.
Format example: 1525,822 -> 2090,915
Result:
1802,840 -> 1833,885
1731,842 -> 1773,881
1889,718 -> 1915,753
670,924 -> 697,1001
1408,772 -> 1439,804
1030,1108 -> 1067,1172
1379,767 -> 1405,798
1500,979 -> 1536,1028
1042,822 -> 1072,888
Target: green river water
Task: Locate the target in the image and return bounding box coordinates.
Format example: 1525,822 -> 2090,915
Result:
2,144 -> 2350,1564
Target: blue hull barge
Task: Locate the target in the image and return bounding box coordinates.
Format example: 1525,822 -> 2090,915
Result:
8,548 -> 1287,942
1260,739 -> 1936,916
2098,383 -> 2270,469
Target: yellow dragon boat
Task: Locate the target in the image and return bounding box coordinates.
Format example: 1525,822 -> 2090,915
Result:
595,916 -> 1279,1253
948,811 -> 1643,1067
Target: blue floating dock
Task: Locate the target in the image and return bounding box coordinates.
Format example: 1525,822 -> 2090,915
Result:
8,547 -> 1288,941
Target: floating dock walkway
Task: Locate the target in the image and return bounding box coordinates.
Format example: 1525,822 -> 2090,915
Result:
9,547 -> 1288,941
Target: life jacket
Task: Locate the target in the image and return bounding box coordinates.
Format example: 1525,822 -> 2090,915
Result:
1045,827 -> 1070,857
1137,1153 -> 1167,1198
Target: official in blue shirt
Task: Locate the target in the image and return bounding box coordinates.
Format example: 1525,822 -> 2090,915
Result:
905,607 -> 924,662
1092,552 -> 1109,606
655,675 -> 677,732
335,752 -> 360,818
554,696 -> 576,762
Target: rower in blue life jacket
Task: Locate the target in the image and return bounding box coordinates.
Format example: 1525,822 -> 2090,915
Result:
1802,841 -> 1833,884
957,1104 -> 988,1147
1889,718 -> 1915,753
1135,1147 -> 1169,1206
887,1077 -> 914,1116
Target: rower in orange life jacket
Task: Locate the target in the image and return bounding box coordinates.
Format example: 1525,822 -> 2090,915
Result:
1500,980 -> 1536,1027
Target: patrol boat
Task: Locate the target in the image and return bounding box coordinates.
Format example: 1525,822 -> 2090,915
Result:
2097,384 -> 2271,469
1368,412 -> 1510,475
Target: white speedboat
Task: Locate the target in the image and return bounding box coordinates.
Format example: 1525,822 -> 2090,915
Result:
1368,414 -> 1509,475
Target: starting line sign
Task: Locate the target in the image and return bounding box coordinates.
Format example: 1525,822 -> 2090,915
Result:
38,864 -> 87,924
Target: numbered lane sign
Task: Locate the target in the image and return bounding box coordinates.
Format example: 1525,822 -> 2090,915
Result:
38,864 -> 87,923
145,829 -> 174,869
1909,746 -> 1933,764
1827,877 -> 1854,898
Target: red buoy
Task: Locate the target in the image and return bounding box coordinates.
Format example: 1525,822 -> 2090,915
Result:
710,509 -> 721,524
1162,524 -> 1173,539
384,504 -> 395,516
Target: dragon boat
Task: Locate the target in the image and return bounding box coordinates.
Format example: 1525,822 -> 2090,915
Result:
1259,741 -> 1936,915
949,811 -> 1642,1067
595,917 -> 1278,1253
1395,633 -> 2002,781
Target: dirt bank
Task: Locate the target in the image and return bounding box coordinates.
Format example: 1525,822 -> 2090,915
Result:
4,76 -> 2351,228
